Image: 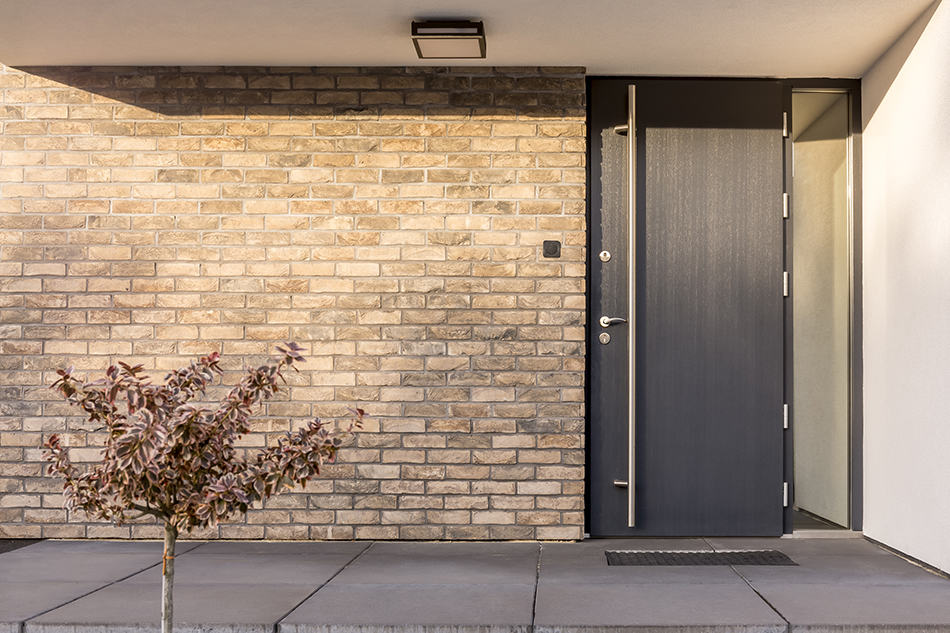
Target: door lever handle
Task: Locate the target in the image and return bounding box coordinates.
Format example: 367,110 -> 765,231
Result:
599,316 -> 628,328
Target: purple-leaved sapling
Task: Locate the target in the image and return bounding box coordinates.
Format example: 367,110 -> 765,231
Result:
43,343 -> 363,633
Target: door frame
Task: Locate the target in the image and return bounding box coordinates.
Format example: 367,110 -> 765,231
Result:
583,77 -> 864,536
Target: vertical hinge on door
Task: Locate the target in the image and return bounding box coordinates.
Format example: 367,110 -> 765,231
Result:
783,403 -> 789,429
783,272 -> 789,297
783,192 -> 789,219
783,482 -> 789,507
783,112 -> 789,138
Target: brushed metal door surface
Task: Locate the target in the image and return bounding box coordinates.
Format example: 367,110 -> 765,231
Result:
589,79 -> 785,536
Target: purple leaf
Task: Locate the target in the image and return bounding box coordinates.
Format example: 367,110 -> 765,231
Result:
42,343 -> 361,533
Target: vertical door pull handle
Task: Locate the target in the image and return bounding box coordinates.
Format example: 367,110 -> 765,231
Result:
626,84 -> 637,528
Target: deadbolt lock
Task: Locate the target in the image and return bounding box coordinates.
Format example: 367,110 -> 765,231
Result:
599,250 -> 611,263
599,332 -> 611,345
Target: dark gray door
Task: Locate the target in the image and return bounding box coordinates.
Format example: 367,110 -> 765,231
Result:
589,79 -> 785,536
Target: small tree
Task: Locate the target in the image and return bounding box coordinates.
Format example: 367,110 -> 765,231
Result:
43,343 -> 363,633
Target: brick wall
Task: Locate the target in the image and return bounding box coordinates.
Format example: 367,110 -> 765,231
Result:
0,65 -> 587,540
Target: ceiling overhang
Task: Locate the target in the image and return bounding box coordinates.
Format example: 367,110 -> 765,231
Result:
0,0 -> 937,78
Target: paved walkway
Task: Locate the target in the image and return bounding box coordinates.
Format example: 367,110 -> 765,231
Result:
2,536 -> 950,633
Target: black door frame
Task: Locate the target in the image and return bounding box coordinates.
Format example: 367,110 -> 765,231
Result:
584,77 -> 864,536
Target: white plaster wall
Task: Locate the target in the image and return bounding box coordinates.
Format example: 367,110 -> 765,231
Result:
862,0 -> 950,574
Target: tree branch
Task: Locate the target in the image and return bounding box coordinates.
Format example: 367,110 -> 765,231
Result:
129,502 -> 165,519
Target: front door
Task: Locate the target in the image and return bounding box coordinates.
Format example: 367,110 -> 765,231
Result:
589,79 -> 785,536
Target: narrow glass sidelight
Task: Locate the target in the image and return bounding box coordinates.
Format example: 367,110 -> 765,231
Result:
790,91 -> 852,529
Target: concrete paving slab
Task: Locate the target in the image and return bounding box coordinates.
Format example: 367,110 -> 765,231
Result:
568,538 -> 714,552
122,555 -> 359,587
0,539 -> 42,555
0,582 -> 112,624
328,542 -> 539,586
4,537 -> 950,633
28,626 -> 267,633
737,553 -> 948,585
0,540 -> 201,583
28,542 -> 368,632
1,553 -> 164,583
753,582 -> 950,631
280,542 -> 539,633
0,540 -> 202,628
711,536 -> 949,583
540,541 -> 741,585
0,551 -> 162,583
124,545 -> 369,586
17,541 -> 167,555
27,582 -> 313,631
541,539 -> 713,565
535,539 -> 787,632
711,537 -> 950,631
280,583 -> 535,632
534,582 -> 787,632
542,562 -> 746,586
194,541 -> 367,557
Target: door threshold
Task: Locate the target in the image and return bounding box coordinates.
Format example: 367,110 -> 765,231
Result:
784,529 -> 863,539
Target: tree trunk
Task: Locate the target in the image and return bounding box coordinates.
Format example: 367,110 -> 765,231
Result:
162,523 -> 177,633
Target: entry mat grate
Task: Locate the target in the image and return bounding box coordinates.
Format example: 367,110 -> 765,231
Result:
605,549 -> 797,566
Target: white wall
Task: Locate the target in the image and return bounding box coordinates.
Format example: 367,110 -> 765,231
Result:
862,0 -> 950,573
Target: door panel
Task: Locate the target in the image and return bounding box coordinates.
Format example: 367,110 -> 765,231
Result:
589,79 -> 785,536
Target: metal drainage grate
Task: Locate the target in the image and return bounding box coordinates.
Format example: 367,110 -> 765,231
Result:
605,549 -> 797,566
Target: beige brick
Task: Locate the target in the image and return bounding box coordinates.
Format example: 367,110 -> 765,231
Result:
472,511 -> 516,524
0,64 -> 586,542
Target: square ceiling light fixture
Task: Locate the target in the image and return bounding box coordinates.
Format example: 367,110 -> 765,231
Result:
411,20 -> 486,59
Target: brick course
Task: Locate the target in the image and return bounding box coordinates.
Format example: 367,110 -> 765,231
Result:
0,65 -> 586,540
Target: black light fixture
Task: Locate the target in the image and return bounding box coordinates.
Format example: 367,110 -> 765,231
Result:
411,20 -> 486,59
